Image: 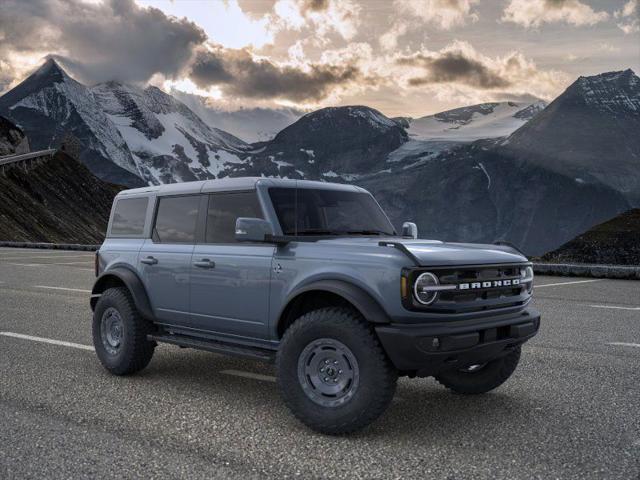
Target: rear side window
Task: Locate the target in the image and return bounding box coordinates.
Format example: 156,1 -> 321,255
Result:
206,192 -> 262,243
153,195 -> 200,244
110,197 -> 148,236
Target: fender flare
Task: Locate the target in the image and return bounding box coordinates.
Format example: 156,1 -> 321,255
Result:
91,267 -> 154,320
279,279 -> 391,326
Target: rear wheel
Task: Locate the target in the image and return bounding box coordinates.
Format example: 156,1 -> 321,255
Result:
435,347 -> 521,394
92,287 -> 155,375
277,307 -> 397,435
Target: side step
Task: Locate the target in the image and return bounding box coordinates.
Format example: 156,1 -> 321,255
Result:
148,333 -> 276,363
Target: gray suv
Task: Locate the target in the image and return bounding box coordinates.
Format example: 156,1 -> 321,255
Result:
91,177 -> 539,434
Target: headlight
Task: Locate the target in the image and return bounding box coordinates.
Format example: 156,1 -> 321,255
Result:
521,266 -> 534,292
413,272 -> 440,305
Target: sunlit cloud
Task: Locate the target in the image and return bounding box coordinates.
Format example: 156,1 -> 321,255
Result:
615,0 -> 639,34
502,0 -> 609,28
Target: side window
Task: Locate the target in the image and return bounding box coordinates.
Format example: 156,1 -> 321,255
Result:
153,195 -> 200,244
110,197 -> 148,237
206,192 -> 263,243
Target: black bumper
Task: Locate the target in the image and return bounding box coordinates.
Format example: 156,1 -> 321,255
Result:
375,307 -> 540,377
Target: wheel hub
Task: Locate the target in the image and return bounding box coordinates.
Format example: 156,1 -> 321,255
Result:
101,307 -> 123,355
297,339 -> 359,407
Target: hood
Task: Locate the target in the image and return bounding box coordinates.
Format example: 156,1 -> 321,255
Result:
398,239 -> 527,266
315,237 -> 528,266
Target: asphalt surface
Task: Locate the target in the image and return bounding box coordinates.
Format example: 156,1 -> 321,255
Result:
0,247 -> 638,479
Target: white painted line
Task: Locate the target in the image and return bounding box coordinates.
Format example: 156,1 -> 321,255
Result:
607,342 -> 640,348
535,279 -> 602,288
0,254 -> 93,261
589,305 -> 640,311
34,285 -> 91,293
220,369 -> 276,383
0,332 -> 94,351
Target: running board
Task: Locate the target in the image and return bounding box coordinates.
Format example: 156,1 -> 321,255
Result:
148,333 -> 276,363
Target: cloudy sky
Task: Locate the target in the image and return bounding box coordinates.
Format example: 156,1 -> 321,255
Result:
1,0 -> 638,117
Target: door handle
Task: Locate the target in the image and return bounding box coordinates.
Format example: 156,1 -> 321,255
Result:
193,259 -> 215,269
140,256 -> 158,265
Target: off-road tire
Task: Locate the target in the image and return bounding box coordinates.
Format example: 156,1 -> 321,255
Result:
92,287 -> 155,375
435,347 -> 521,394
277,307 -> 398,435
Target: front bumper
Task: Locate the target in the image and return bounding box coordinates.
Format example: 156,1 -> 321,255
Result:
375,307 -> 540,377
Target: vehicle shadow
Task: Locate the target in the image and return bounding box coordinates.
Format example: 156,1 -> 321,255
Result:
126,347 -> 544,440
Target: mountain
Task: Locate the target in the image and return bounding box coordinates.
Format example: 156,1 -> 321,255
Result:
0,59 -> 142,187
171,91 -> 302,143
91,81 -> 249,184
234,106 -> 408,181
0,59 -> 252,186
502,69 -> 640,203
405,101 -> 546,142
356,71 -> 640,255
541,209 -> 640,265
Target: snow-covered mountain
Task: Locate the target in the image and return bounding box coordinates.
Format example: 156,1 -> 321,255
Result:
405,101 -> 546,142
0,59 -> 251,186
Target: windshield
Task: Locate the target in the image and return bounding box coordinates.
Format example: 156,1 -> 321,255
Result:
269,187 -> 396,236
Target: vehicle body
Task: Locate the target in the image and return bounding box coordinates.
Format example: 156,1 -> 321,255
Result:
91,177 -> 540,434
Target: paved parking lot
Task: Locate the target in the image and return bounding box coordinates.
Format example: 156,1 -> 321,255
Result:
0,247 -> 638,479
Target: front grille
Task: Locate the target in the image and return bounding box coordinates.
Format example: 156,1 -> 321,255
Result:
406,263 -> 532,314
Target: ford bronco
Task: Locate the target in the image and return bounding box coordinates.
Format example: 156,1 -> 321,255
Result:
91,177 -> 539,434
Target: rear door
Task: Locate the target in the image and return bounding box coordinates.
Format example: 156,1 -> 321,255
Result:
190,191 -> 274,340
138,194 -> 202,326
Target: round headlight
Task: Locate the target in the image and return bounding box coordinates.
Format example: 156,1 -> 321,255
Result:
521,266 -> 534,292
413,272 -> 440,305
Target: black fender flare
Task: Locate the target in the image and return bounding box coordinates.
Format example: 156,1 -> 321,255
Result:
91,267 -> 154,320
279,279 -> 391,326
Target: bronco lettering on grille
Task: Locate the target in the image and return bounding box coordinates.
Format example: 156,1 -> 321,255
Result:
458,278 -> 520,290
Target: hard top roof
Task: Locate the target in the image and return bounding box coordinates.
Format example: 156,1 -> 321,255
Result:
116,177 -> 364,197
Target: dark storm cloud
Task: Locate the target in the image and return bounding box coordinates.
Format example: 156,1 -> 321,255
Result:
397,51 -> 511,89
190,47 -> 361,102
0,0 -> 206,84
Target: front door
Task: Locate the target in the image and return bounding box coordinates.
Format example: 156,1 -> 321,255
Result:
190,191 -> 274,340
138,194 -> 201,326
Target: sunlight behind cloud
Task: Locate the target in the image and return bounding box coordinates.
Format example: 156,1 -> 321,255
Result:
136,0 -> 274,48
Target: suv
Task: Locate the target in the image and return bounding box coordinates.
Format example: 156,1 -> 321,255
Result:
91,177 -> 539,434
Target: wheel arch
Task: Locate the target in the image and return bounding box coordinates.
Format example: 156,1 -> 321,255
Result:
91,267 -> 154,321
276,280 -> 391,338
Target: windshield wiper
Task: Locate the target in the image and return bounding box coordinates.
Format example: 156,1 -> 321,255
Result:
290,229 -> 342,236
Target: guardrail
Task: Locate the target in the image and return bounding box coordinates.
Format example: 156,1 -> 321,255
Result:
533,262 -> 640,280
0,148 -> 57,171
0,241 -> 99,251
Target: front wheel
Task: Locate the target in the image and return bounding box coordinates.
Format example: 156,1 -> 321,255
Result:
276,307 -> 398,435
92,287 -> 156,375
435,346 -> 521,394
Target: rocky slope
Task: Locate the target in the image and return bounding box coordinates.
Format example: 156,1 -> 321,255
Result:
541,209 -> 640,265
0,149 -> 120,243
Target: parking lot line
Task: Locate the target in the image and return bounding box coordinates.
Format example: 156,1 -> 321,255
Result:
535,279 -> 602,288
0,332 -> 94,351
607,342 -> 640,348
0,254 -> 94,261
220,369 -> 276,383
588,304 -> 640,311
34,286 -> 92,293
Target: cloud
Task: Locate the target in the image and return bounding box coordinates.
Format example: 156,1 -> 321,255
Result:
395,0 -> 479,30
379,22 -> 409,51
502,0 -> 609,28
0,0 -> 205,85
189,46 -> 362,102
272,0 -> 361,41
394,41 -> 568,102
615,0 -> 639,34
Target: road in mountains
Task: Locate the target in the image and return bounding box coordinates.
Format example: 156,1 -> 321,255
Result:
0,247 -> 638,479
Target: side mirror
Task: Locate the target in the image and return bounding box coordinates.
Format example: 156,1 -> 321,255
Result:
235,217 -> 273,242
402,222 -> 418,239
